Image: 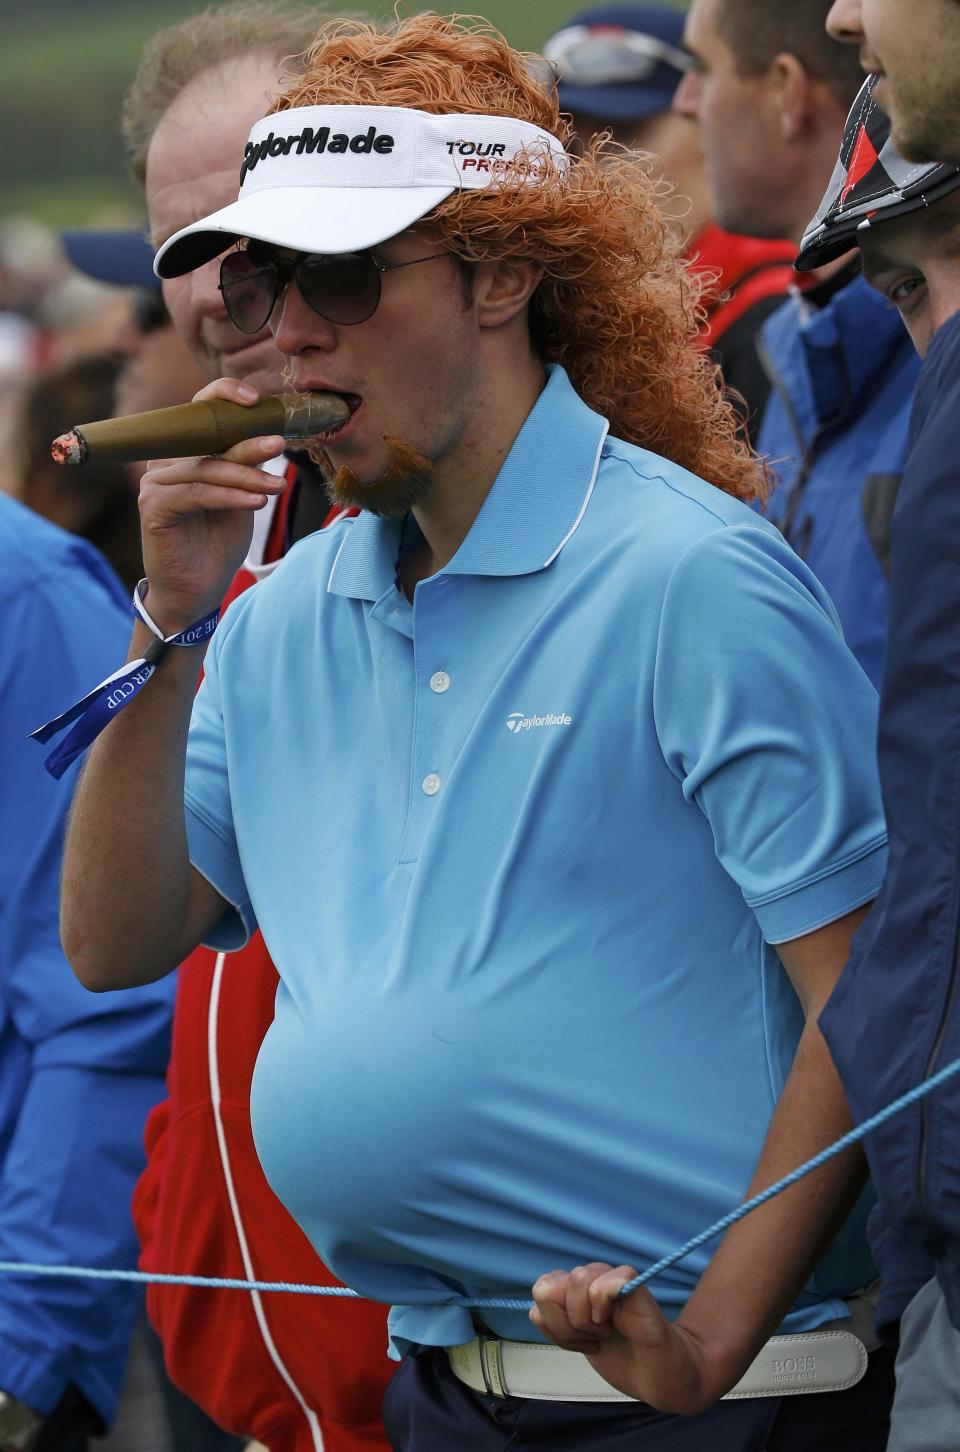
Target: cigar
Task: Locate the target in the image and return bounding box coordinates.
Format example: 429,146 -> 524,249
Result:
50,392 -> 351,466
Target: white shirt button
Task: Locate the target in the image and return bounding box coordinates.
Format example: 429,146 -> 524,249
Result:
429,671 -> 451,694
422,773 -> 443,797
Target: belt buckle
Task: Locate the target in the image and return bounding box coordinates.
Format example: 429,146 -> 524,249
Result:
478,1335 -> 508,1398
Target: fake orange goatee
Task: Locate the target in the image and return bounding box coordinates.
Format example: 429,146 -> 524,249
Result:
307,434 -> 434,518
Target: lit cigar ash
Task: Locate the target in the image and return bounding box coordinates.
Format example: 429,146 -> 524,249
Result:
50,392 -> 351,466
51,433 -> 86,466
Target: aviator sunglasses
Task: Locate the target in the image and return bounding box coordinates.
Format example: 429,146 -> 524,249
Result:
218,243 -> 452,333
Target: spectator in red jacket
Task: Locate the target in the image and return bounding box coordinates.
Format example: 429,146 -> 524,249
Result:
541,4 -> 799,440
121,6 -> 393,1449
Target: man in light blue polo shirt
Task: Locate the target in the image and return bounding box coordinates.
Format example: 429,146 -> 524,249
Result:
61,14 -> 893,1450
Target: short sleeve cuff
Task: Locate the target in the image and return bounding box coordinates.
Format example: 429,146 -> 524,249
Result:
184,797 -> 257,950
749,835 -> 888,944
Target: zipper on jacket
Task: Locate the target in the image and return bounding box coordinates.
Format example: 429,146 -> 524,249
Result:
756,333 -> 827,555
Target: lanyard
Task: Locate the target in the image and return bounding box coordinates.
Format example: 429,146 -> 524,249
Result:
31,580 -> 219,780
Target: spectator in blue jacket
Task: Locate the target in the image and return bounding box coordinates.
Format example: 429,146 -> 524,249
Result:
676,0 -> 919,689
795,72 -> 960,1452
0,494 -> 175,1448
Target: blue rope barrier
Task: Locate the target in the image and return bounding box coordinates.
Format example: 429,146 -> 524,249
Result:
0,1264 -> 359,1297
0,1054 -> 956,1311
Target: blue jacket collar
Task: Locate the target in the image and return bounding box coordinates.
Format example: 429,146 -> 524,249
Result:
766,271 -> 912,433
327,365 -> 609,602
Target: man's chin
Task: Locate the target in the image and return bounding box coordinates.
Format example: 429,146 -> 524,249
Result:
867,75 -> 916,154
309,435 -> 434,518
875,94 -> 940,165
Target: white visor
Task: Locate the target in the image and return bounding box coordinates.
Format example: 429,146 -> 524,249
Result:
155,105 -> 569,278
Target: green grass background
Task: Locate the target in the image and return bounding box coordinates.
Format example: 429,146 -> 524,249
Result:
0,0 -> 687,227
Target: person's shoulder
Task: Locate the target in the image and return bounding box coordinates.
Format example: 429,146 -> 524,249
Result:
597,435 -> 773,543
1,492 -> 86,577
216,512 -> 357,637
260,511 -> 356,592
0,499 -> 131,688
594,438 -> 840,616
0,494 -> 128,616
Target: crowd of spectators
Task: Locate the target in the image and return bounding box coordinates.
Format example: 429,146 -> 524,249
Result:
3,2 -> 959,1449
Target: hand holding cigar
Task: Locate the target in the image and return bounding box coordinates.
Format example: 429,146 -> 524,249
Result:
85,379 -> 348,638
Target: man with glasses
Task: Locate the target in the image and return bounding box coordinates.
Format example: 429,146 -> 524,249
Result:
60,13 -> 893,1449
115,7 -> 394,1450
541,4 -> 798,442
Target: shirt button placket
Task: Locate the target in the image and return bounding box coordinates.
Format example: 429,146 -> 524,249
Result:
399,594 -> 452,863
422,670 -> 450,796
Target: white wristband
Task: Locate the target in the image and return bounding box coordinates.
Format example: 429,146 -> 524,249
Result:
132,578 -> 167,642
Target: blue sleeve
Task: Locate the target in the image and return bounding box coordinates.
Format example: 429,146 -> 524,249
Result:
0,570 -> 174,1070
0,558 -> 174,1420
653,524 -> 887,942
183,611 -> 258,950
0,568 -> 127,944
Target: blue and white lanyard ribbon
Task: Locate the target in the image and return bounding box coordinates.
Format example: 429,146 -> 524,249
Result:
31,579 -> 219,780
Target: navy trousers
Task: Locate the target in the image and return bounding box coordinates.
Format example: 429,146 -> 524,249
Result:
382,1345 -> 895,1451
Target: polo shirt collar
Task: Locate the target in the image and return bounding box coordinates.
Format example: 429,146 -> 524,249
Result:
327,365 -> 608,602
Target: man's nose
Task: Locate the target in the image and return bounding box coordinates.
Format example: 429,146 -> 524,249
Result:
826,0 -> 865,44
271,277 -> 338,355
193,255 -> 231,317
673,69 -> 701,120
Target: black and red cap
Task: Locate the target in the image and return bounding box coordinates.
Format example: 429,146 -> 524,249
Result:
796,75 -> 960,271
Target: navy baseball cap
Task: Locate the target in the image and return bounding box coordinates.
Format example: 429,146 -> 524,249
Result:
61,228 -> 160,289
543,5 -> 691,124
797,76 -> 960,271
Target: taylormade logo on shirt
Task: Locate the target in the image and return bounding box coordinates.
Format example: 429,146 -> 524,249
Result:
506,711 -> 573,734
241,125 -> 395,183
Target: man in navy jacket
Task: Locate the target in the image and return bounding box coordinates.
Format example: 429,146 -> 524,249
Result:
795,74 -> 960,1452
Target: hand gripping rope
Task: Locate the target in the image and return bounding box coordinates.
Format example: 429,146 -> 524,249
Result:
0,1054 -> 956,1308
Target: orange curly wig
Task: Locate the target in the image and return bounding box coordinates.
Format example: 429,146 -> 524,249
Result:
274,13 -> 765,502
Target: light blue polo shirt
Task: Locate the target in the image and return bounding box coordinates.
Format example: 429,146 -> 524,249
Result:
184,364 -> 886,1356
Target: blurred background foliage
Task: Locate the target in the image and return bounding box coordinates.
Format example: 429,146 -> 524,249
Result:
0,0 -> 686,227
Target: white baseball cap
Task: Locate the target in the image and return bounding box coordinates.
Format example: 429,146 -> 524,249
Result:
155,104 -> 569,278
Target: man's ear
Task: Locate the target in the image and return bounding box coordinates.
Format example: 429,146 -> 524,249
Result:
474,258 -> 544,329
768,52 -> 817,143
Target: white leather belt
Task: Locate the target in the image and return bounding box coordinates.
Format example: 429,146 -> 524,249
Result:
447,1290 -> 880,1402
